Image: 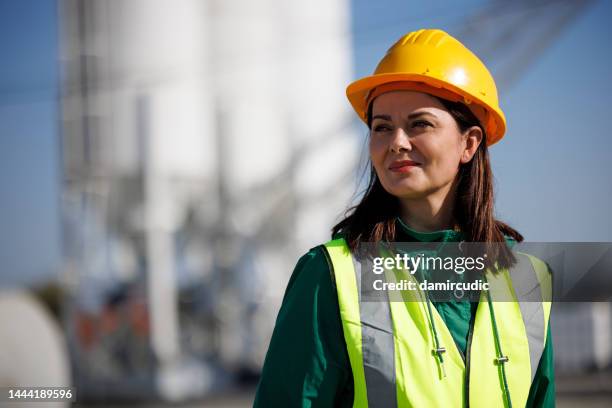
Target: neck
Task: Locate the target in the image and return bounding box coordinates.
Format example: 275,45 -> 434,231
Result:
398,181 -> 457,232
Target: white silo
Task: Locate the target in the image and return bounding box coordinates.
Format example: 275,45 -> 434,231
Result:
59,0 -> 358,401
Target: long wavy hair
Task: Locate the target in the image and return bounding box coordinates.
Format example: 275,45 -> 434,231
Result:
332,95 -> 523,271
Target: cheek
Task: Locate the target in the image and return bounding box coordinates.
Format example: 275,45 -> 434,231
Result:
423,140 -> 463,179
368,137 -> 387,169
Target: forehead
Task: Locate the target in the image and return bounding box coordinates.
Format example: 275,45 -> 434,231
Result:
371,90 -> 445,115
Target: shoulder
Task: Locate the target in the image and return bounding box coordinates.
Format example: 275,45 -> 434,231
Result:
512,248 -> 552,276
283,234 -> 354,305
295,242 -> 336,276
504,235 -> 551,275
294,244 -> 330,272
510,250 -> 553,304
274,242 -> 344,331
282,243 -> 336,303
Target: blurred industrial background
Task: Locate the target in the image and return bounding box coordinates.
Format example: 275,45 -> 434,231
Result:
0,0 -> 610,407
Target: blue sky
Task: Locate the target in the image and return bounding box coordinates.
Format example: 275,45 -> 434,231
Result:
0,0 -> 60,286
351,0 -> 612,241
1,0 -> 611,286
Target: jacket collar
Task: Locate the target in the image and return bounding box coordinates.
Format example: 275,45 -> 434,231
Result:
395,216 -> 464,243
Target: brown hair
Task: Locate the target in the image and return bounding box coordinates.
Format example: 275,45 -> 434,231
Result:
332,95 -> 523,271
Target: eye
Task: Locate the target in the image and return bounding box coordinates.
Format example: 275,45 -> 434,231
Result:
372,123 -> 392,133
412,120 -> 433,129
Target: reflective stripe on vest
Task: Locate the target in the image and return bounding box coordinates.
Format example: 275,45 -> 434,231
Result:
323,238 -> 552,408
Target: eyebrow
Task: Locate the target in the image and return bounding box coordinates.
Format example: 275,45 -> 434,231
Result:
371,111 -> 438,122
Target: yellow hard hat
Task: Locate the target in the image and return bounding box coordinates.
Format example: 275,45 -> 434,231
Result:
346,29 -> 506,146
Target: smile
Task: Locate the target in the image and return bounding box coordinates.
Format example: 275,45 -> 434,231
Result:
389,160 -> 421,173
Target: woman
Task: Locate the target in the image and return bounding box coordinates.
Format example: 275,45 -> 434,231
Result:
254,29 -> 554,407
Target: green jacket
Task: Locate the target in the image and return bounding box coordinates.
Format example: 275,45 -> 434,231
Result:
254,219 -> 555,407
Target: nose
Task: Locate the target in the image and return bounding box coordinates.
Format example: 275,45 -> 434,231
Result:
389,127 -> 412,154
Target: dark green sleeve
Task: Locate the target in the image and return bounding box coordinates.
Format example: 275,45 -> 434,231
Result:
525,321 -> 555,407
253,246 -> 354,408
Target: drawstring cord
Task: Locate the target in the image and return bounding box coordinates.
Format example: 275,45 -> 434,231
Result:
416,264 -> 447,378
424,289 -> 447,377
388,235 -> 513,406
390,241 -> 450,379
421,272 -> 513,407
484,275 -> 513,408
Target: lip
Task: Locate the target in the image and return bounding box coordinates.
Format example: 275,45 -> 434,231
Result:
389,160 -> 421,172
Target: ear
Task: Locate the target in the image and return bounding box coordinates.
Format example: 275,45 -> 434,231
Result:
460,126 -> 483,164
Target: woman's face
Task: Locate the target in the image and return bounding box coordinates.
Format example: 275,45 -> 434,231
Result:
369,90 -> 481,199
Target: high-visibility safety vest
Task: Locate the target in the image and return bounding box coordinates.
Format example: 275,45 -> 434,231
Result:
323,238 -> 552,408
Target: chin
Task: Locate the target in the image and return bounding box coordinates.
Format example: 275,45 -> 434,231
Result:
383,182 -> 427,199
